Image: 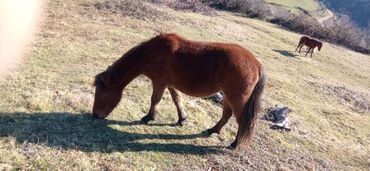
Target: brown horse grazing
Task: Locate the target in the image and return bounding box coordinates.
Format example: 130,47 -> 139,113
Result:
92,33 -> 265,149
295,36 -> 322,57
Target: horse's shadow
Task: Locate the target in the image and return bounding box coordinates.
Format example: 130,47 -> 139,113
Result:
273,49 -> 299,58
0,112 -> 221,155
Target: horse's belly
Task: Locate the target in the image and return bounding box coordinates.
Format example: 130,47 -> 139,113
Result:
168,81 -> 221,98
166,66 -> 223,97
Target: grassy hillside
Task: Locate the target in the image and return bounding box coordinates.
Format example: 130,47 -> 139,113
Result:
0,0 -> 369,170
264,0 -> 333,22
265,0 -> 320,12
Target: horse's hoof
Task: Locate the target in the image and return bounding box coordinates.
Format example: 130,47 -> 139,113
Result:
200,130 -> 211,137
140,115 -> 154,124
206,128 -> 219,135
229,141 -> 237,149
176,118 -> 186,126
207,128 -> 214,135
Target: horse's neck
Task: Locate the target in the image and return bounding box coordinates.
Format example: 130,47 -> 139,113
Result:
109,54 -> 143,89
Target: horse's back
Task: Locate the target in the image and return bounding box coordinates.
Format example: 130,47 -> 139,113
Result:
163,38 -> 261,97
173,40 -> 261,77
299,36 -> 310,44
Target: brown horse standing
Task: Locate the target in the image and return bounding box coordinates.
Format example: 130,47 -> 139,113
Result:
92,33 -> 265,148
295,36 -> 322,57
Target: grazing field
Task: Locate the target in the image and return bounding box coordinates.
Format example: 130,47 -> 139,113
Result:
265,0 -> 320,12
0,0 -> 369,170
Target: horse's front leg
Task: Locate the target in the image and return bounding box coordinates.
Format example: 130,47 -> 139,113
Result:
298,44 -> 304,53
140,82 -> 166,124
168,88 -> 187,126
295,43 -> 301,52
207,99 -> 232,135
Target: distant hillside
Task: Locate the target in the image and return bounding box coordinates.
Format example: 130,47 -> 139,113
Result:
263,0 -> 331,22
264,0 -> 320,13
212,0 -> 369,53
264,0 -> 370,28
320,0 -> 370,28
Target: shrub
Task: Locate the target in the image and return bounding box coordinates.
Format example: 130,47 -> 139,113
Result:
150,0 -> 217,15
91,0 -> 171,21
90,0 -> 217,21
206,0 -> 270,18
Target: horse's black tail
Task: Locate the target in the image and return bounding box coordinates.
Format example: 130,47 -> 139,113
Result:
236,67 -> 266,147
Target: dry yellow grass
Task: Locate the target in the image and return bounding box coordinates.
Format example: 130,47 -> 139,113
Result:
0,0 -> 369,170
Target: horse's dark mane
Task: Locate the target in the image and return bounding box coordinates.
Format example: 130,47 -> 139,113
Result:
93,33 -> 182,87
93,38 -> 152,87
93,72 -> 104,87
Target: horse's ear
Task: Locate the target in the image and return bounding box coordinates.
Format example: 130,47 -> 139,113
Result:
170,41 -> 180,53
167,37 -> 180,53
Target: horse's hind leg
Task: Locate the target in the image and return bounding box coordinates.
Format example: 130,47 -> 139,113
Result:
305,47 -> 311,57
228,101 -> 247,149
226,87 -> 257,149
140,83 -> 166,124
207,99 -> 232,135
168,88 -> 187,126
310,48 -> 314,57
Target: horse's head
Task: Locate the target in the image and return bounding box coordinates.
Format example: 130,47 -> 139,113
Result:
92,71 -> 122,119
318,42 -> 323,51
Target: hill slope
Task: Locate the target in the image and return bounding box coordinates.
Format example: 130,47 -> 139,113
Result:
265,0 -> 320,12
263,0 -> 334,23
0,0 -> 369,170
321,0 -> 370,28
